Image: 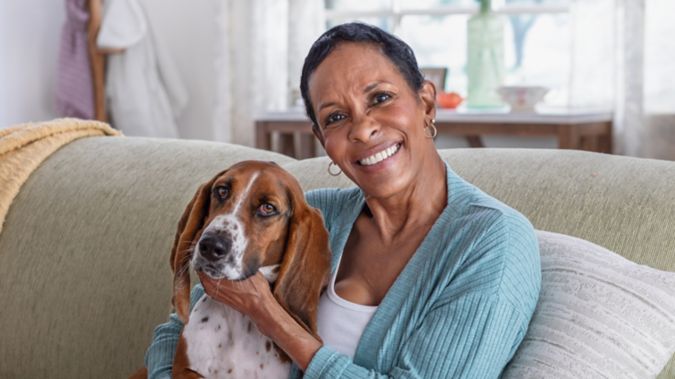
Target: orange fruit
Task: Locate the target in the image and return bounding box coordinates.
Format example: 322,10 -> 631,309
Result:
437,91 -> 463,109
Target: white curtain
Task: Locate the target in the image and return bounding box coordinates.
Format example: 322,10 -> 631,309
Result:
212,0 -> 325,146
571,0 -> 675,159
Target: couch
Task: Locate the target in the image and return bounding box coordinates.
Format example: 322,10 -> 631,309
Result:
0,134 -> 673,378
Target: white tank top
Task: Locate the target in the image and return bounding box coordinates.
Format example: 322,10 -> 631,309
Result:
316,259 -> 378,358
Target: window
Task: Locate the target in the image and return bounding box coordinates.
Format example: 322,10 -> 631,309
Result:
324,0 -> 573,107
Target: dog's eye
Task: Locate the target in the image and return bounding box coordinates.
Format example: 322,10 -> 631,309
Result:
214,186 -> 230,201
257,203 -> 277,217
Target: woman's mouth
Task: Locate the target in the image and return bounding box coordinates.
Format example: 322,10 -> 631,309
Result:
358,143 -> 401,166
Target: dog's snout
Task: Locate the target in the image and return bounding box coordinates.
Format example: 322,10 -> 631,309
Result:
199,235 -> 232,261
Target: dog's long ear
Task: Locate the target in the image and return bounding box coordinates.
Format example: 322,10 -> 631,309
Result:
170,174 -> 221,323
273,194 -> 331,339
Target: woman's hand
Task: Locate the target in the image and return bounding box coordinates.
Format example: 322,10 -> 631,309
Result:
197,270 -> 322,371
197,271 -> 273,322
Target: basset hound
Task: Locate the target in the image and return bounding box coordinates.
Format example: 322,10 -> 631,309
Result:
132,160 -> 331,379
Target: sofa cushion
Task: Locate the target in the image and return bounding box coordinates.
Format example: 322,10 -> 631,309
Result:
438,149 -> 675,274
502,230 -> 675,378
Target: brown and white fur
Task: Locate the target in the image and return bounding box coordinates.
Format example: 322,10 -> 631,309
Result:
132,161 -> 331,379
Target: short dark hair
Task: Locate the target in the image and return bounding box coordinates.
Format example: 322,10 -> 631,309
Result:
300,22 -> 425,127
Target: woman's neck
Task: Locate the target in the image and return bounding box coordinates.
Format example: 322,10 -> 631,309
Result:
362,153 -> 447,245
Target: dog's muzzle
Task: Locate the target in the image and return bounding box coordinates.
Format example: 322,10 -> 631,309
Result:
192,231 -> 241,279
198,233 -> 233,263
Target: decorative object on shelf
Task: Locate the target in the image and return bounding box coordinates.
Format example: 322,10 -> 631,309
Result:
497,85 -> 549,112
466,0 -> 505,109
420,67 -> 448,92
437,91 -> 464,109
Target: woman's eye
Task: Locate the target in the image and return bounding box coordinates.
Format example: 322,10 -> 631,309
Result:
325,112 -> 346,127
257,203 -> 277,217
214,186 -> 230,200
372,92 -> 392,105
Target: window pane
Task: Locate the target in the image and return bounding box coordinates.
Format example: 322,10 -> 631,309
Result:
645,0 -> 675,113
504,0 -> 570,6
326,17 -> 394,32
397,15 -> 469,93
398,12 -> 570,106
325,0 -> 392,11
396,0 -> 571,9
396,0 -> 475,9
505,13 -> 571,106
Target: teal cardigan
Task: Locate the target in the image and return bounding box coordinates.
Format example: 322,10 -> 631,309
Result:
145,165 -> 541,379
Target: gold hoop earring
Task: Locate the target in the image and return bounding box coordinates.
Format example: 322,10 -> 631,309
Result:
425,118 -> 438,139
328,161 -> 342,176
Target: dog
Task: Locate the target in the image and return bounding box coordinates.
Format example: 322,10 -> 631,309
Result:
132,160 -> 331,379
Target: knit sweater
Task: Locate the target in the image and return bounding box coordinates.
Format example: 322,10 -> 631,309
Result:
145,165 -> 541,379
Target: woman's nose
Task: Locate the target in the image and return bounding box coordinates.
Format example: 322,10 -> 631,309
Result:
348,113 -> 379,143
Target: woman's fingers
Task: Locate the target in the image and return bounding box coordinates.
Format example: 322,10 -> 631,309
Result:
197,271 -> 270,314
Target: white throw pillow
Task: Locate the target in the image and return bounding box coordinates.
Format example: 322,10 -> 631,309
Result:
502,230 -> 675,379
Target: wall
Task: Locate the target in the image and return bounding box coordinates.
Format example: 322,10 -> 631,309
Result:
0,0 -> 220,140
0,0 -> 65,128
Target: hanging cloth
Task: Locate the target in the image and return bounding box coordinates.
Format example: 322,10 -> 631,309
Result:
97,0 -> 187,138
55,0 -> 95,120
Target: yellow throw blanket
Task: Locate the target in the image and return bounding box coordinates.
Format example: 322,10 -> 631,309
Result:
0,118 -> 121,234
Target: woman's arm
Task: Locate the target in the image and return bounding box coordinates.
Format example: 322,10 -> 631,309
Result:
198,272 -> 323,371
303,293 -> 530,378
144,275 -> 324,378
201,282 -> 534,379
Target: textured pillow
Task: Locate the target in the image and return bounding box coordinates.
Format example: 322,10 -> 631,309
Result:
503,230 -> 675,379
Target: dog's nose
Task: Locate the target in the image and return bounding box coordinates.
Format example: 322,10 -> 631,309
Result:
198,235 -> 232,261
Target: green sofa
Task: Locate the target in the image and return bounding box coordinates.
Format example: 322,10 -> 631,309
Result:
1,136 -> 673,378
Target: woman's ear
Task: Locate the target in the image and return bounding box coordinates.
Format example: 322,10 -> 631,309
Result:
419,79 -> 437,121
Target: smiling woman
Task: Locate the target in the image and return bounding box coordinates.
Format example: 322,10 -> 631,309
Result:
143,22 -> 541,379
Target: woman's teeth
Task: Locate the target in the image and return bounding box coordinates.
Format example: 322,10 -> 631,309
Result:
359,144 -> 400,166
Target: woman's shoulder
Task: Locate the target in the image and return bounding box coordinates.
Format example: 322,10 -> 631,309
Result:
464,199 -> 541,315
441,175 -> 540,309
305,187 -> 361,228
305,187 -> 361,211
460,192 -> 539,278
446,165 -> 530,225
446,166 -> 533,234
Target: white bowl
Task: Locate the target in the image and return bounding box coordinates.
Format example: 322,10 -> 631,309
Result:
497,85 -> 549,112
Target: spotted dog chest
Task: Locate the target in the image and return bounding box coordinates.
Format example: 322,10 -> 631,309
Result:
182,294 -> 289,378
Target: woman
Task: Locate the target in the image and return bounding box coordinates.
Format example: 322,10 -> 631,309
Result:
145,22 -> 541,378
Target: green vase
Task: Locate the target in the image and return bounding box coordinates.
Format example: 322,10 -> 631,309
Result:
466,1 -> 505,108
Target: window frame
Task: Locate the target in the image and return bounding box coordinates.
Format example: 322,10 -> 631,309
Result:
325,3 -> 571,32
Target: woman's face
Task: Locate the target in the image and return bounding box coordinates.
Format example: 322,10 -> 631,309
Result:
308,42 -> 436,199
